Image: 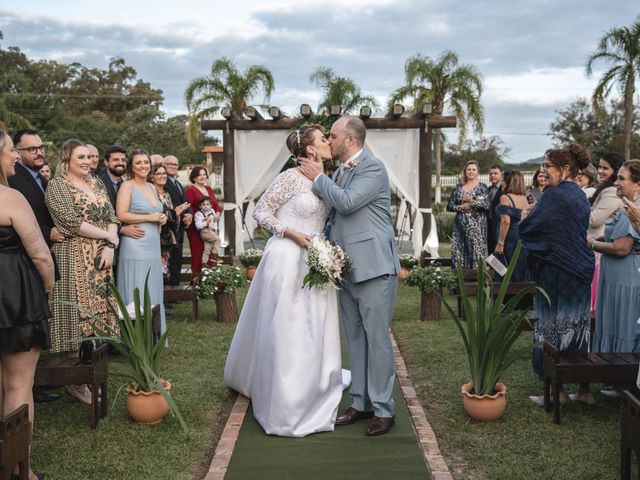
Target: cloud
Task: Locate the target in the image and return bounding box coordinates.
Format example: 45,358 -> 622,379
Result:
0,1 -> 637,162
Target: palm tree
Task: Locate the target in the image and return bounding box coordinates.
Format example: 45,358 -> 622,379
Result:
389,51 -> 484,203
586,16 -> 640,161
184,57 -> 275,148
310,67 -> 378,115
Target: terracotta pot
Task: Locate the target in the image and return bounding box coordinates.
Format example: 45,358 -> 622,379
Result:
461,382 -> 507,422
398,267 -> 410,282
127,380 -> 171,424
420,291 -> 442,321
246,266 -> 257,281
214,291 -> 239,323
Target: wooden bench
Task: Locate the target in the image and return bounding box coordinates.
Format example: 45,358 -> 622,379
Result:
164,278 -> 199,322
0,405 -> 30,480
542,343 -> 640,424
621,390 -> 640,480
34,344 -> 108,429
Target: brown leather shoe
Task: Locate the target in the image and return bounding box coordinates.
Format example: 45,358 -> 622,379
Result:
366,416 -> 395,436
335,407 -> 375,426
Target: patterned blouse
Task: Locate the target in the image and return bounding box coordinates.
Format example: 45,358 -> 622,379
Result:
45,177 -> 119,353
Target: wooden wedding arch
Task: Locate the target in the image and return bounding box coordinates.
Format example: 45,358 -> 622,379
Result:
201,105 -> 456,255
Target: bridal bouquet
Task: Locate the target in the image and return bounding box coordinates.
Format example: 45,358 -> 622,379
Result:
302,236 -> 350,290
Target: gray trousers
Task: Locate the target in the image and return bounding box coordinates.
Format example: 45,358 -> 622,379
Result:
339,274 -> 398,418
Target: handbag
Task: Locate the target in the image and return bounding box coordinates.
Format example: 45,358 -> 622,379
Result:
79,337 -> 103,364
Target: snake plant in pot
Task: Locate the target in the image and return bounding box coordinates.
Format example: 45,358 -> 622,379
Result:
77,274 -> 187,431
442,242 -> 548,421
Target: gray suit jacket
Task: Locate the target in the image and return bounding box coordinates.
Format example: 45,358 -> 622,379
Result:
313,149 -> 400,283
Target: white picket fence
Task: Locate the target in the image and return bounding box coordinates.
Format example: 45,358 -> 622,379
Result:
436,172 -> 535,188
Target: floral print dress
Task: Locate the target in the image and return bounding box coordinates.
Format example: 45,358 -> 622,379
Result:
446,183 -> 490,268
45,177 -> 119,352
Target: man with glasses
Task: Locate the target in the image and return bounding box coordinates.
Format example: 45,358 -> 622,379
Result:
163,155 -> 192,285
9,129 -> 63,403
9,129 -> 64,245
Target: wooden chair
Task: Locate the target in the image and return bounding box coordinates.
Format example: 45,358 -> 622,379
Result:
542,343 -> 640,424
0,405 -> 30,480
34,344 -> 109,429
621,389 -> 640,480
163,277 -> 199,322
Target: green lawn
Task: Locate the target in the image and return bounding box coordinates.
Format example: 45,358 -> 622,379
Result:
393,282 -> 625,480
31,267 -> 629,480
31,288 -> 247,480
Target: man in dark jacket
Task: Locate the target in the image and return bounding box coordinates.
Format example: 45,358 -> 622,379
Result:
163,155 -> 192,285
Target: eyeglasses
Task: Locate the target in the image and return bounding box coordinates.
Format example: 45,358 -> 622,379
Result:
165,163 -> 178,167
17,145 -> 46,154
539,162 -> 555,170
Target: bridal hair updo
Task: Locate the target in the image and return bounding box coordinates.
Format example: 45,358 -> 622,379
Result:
286,124 -> 324,160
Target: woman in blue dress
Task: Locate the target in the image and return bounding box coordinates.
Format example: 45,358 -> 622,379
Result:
446,160 -> 490,268
519,145 -> 594,406
584,160 -> 640,397
116,149 -> 168,334
494,170 -> 530,281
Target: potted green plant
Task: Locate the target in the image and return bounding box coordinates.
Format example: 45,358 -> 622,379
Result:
238,248 -> 263,280
442,242 -> 547,422
79,275 -> 187,431
404,262 -> 456,321
398,254 -> 419,282
198,265 -> 248,322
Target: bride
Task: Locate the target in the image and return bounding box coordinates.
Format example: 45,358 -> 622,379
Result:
224,124 -> 343,437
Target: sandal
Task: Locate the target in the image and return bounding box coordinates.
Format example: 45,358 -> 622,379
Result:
65,384 -> 92,405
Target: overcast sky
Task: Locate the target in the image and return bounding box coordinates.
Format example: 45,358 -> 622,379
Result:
1,1 -> 637,162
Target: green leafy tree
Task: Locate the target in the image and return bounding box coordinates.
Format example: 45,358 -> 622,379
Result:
310,67 -> 378,115
389,51 -> 484,202
549,97 -> 639,158
184,57 -> 274,148
586,15 -> 640,160
442,136 -> 509,174
118,105 -> 205,164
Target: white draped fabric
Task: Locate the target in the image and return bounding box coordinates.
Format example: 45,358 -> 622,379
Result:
219,130 -> 291,254
227,128 -> 438,256
364,129 -> 438,257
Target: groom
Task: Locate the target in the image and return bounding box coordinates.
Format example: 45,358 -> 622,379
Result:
299,116 -> 400,436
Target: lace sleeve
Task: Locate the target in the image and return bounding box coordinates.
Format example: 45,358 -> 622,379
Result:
253,170 -> 301,237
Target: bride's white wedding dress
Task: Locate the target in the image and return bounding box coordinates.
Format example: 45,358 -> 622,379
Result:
224,168 -> 343,437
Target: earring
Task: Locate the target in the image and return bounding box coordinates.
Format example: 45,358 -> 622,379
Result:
559,174 -> 564,182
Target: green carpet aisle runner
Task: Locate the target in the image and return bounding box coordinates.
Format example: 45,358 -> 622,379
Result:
225,382 -> 430,480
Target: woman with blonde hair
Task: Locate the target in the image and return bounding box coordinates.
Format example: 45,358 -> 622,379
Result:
0,130 -> 54,480
446,159 -> 490,268
45,139 -> 120,404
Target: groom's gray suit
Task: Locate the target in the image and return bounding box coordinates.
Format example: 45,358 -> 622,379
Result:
313,148 -> 400,418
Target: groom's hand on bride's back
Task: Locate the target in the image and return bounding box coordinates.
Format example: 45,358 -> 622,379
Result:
298,156 -> 324,181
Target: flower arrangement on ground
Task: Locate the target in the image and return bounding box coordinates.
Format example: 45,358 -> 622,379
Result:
238,248 -> 263,268
198,265 -> 248,296
404,262 -> 457,294
398,254 -> 419,269
302,236 -> 350,289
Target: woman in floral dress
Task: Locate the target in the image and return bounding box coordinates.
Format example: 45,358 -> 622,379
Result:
45,139 -> 120,404
446,160 -> 490,268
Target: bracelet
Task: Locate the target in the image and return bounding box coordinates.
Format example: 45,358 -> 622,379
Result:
497,240 -> 505,246
105,241 -> 116,249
